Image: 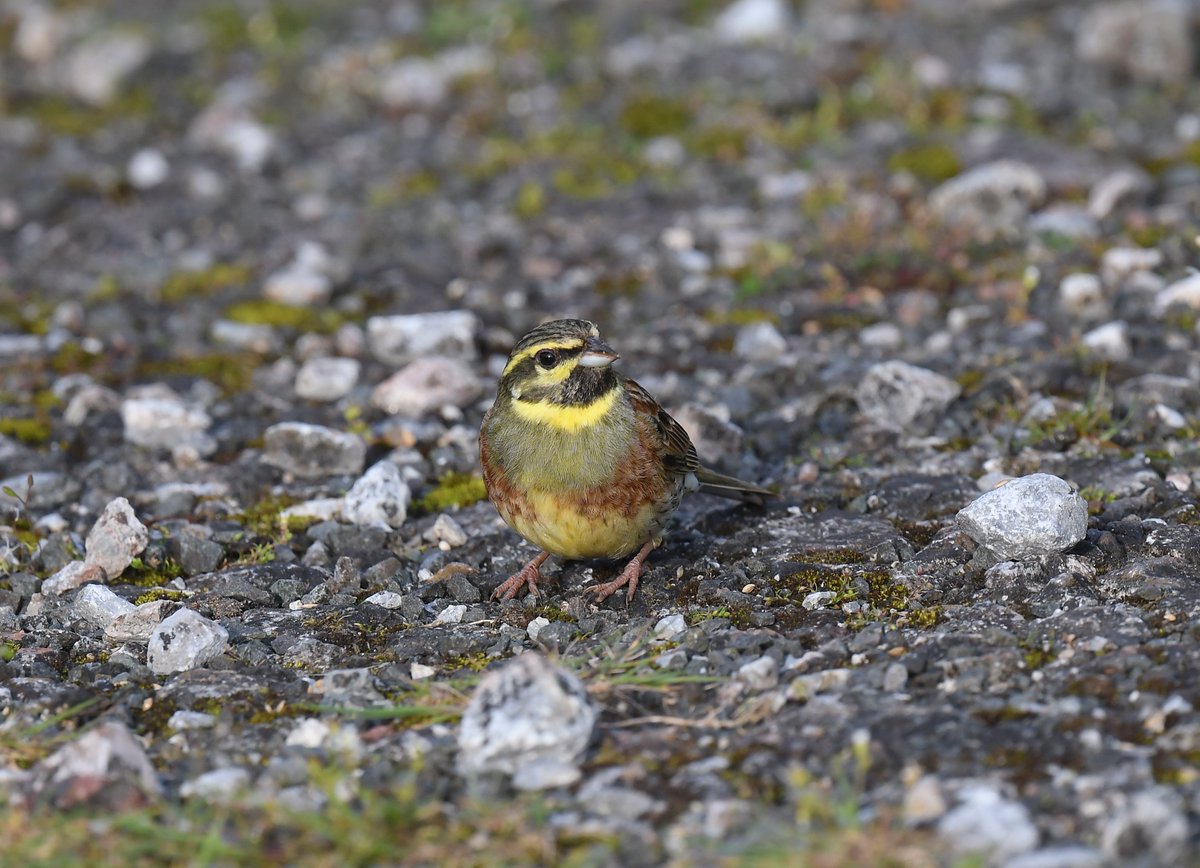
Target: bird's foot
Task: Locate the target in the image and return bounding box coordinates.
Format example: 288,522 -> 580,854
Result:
585,540 -> 657,604
491,551 -> 551,601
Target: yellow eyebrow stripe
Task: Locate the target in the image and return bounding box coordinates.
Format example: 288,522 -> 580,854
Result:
502,339 -> 584,378
510,386 -> 619,432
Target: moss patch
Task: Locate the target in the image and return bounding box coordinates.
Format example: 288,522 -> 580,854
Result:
224,299 -> 345,334
159,263 -> 251,303
416,472 -> 488,513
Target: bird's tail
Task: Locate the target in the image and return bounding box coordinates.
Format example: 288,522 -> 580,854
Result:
692,466 -> 779,505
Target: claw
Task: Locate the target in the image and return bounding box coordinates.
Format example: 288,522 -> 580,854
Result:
491,551 -> 551,601
585,540 -> 658,604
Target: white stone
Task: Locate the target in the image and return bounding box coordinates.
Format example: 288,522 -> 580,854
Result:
654,613 -> 688,640
121,394 -> 213,453
41,561 -> 106,596
526,616 -> 551,641
366,311 -> 478,366
262,422 -> 366,478
147,608 -> 229,675
295,357 -> 360,402
363,590 -> 405,609
342,461 -> 411,530
1154,273 -> 1200,315
1100,246 -> 1162,286
167,711 -> 216,730
732,321 -> 787,363
61,31 -> 151,106
371,356 -> 482,416
457,654 -> 597,789
84,497 -> 149,581
855,361 -> 961,434
957,473 -> 1087,560
929,160 -> 1045,238
127,148 -> 169,189
280,497 -> 344,524
1058,273 -> 1105,318
180,767 -> 251,802
713,0 -> 789,43
411,662 -> 436,680
735,656 -> 778,691
106,600 -> 178,643
424,513 -> 468,547
73,584 -> 135,629
858,322 -> 903,350
432,604 -> 466,625
802,590 -> 836,610
1081,321 -> 1130,361
938,785 -> 1039,863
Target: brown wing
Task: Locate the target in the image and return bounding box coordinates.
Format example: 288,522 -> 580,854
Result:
623,377 -> 699,477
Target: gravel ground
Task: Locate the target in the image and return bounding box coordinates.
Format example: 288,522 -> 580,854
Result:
2,0 -> 1200,864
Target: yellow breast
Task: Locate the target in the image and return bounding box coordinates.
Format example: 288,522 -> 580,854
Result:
501,488 -> 661,560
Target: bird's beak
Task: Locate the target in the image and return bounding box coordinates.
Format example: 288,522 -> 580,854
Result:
579,336 -> 619,368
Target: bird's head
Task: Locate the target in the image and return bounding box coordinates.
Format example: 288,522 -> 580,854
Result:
498,319 -> 622,431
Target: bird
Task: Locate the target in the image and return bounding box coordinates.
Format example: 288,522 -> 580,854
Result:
479,318 -> 776,604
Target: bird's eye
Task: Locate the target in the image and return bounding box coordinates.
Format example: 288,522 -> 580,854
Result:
535,350 -> 558,368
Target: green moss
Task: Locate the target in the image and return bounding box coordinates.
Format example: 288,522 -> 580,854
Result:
12,86 -> 154,138
906,606 -> 942,629
417,472 -> 487,513
238,494 -> 298,540
224,299 -> 344,334
887,143 -> 961,183
0,641 -> 17,662
0,296 -> 53,334
444,652 -> 492,672
159,263 -> 252,303
513,181 -> 546,219
687,125 -> 750,162
862,569 -> 908,609
133,588 -> 187,606
48,342 -> 104,376
619,94 -> 691,139
125,557 -> 184,587
0,418 -> 52,446
140,352 -> 258,395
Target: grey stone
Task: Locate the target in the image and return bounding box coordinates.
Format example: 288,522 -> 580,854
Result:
106,600 -> 179,643
60,31 -> 151,106
147,608 -> 230,674
938,785 -> 1038,863
22,721 -> 161,810
0,471 -> 82,510
929,160 -> 1045,238
121,388 -> 214,453
366,311 -> 478,366
713,0 -> 789,43
371,355 -> 482,417
1077,0 -> 1193,85
72,583 -> 136,629
342,461 -> 411,529
263,422 -> 366,478
855,361 -> 961,434
732,321 -> 786,363
457,653 -> 597,789
168,533 -> 224,577
84,497 -> 149,581
654,613 -> 687,640
42,561 -> 107,597
957,474 -> 1088,560
180,767 -> 252,803
295,357 -> 360,402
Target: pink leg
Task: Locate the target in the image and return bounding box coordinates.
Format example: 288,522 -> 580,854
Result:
585,540 -> 658,604
491,551 -> 551,601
